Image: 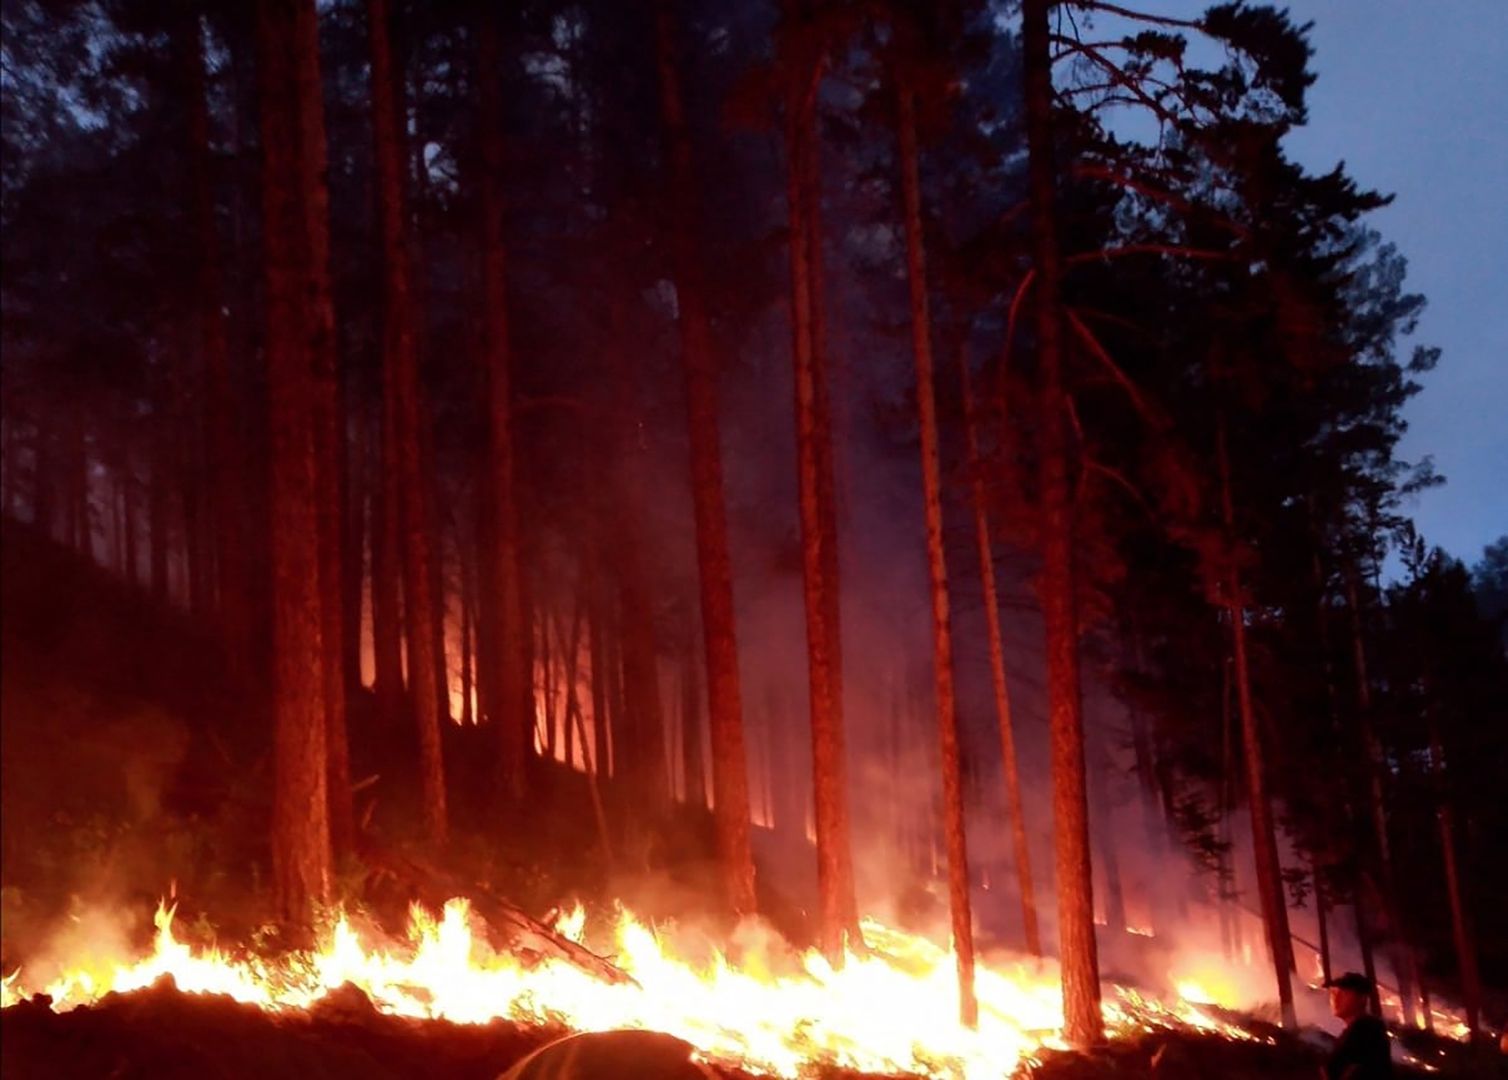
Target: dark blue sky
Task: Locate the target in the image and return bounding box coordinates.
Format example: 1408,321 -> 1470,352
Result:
1286,1 -> 1508,568
1101,1 -> 1508,567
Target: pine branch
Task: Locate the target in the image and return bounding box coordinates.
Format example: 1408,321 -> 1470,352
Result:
1069,1 -> 1205,32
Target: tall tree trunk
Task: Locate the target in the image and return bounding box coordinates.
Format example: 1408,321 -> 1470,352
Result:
654,0 -> 756,915
256,0 -> 331,921
587,551 -> 610,779
460,525 -> 475,726
959,349 -> 1041,956
1215,419 -> 1296,1028
784,23 -> 859,959
372,389 -> 405,716
1354,881 -> 1381,1015
370,0 -> 446,846
341,376 -> 364,702
895,80 -> 976,1028
294,0 -> 352,860
1428,714 -> 1483,1038
476,10 -> 530,802
1021,0 -> 1101,1045
1344,572 -> 1420,1027
1090,738 -> 1127,934
681,629 -> 705,806
1313,856 -> 1332,984
150,369 -> 171,601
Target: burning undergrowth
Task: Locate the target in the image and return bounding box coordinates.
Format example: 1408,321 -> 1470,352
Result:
0,889 -> 1328,1080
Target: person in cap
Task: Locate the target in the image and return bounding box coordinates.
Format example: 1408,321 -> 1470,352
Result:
1323,972 -> 1392,1079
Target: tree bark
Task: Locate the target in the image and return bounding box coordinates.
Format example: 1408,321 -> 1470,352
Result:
1216,420 -> 1296,1028
179,3 -> 249,671
1428,715 -> 1483,1038
1313,856 -> 1332,984
784,21 -> 860,960
372,386 -> 405,717
959,349 -> 1041,956
1091,737 -> 1127,934
257,0 -> 331,920
654,0 -> 756,916
370,0 -> 446,847
476,10 -> 531,803
681,629 -> 705,806
1345,572 -> 1420,1027
1021,0 -> 1102,1046
895,80 -> 976,1028
291,0 -> 352,860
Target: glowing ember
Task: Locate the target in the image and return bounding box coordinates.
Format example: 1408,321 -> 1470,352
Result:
0,896 -> 1372,1078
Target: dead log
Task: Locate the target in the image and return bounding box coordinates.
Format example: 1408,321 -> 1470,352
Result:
356,839 -> 639,988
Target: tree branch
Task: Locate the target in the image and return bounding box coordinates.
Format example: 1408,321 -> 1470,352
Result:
1066,306 -> 1168,431
1070,1 -> 1204,31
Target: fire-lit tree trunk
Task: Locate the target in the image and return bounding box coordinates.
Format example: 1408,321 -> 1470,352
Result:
370,0 -> 446,847
291,0 -> 353,860
1215,419 -> 1296,1028
1091,738 -> 1127,935
1021,0 -> 1102,1046
587,551 -> 611,779
654,0 -> 757,916
1344,572 -> 1420,1027
1313,856 -> 1332,984
372,389 -> 405,718
460,527 -> 475,726
476,11 -> 531,803
1354,878 -> 1381,1015
958,350 -> 1041,956
784,21 -> 860,960
1427,714 -> 1483,1038
178,3 -> 249,674
601,299 -> 669,810
256,0 -> 331,920
681,630 -> 705,806
895,78 -> 976,1029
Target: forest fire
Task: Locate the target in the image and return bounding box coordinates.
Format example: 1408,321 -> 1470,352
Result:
1,896 -> 1270,1079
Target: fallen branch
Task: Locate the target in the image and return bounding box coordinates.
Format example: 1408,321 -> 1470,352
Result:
356,840 -> 639,989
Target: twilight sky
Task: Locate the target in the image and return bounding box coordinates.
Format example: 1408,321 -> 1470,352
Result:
1100,1 -> 1508,568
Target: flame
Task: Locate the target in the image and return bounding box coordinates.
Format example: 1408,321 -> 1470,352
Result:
4,895 -> 1438,1078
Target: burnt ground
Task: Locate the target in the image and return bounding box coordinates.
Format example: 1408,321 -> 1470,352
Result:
5,976 -> 1504,1080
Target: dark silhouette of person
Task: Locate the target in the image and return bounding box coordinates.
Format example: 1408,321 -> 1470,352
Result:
1324,972 -> 1393,1080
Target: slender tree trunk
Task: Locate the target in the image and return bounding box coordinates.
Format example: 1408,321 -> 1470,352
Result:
180,3 -> 247,664
1313,857 -> 1332,984
1354,882 -> 1382,1015
476,11 -> 530,802
460,527 -> 475,726
1428,715 -> 1483,1038
372,388 -> 405,716
1021,0 -> 1101,1045
150,370 -> 171,601
681,630 -> 705,806
370,0 -> 446,847
587,551 -> 610,779
341,377 -> 364,701
654,0 -> 757,916
1345,572 -> 1420,1027
256,0 -> 330,921
784,27 -> 860,960
959,349 -> 1041,956
292,0 -> 352,860
895,80 -> 976,1028
1091,738 -> 1127,934
1215,420 -> 1296,1028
